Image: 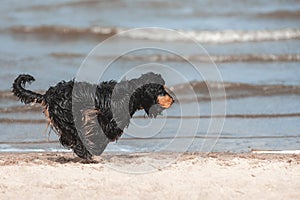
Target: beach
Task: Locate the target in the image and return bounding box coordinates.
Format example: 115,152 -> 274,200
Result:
0,152 -> 299,199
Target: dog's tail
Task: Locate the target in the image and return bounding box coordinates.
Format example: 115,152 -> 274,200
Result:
12,74 -> 44,104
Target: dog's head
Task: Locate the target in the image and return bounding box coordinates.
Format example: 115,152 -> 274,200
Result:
131,72 -> 174,117
141,83 -> 174,117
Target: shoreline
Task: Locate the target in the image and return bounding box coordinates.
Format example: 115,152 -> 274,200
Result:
0,152 -> 299,199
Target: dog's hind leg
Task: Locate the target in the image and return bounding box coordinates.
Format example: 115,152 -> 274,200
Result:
73,139 -> 93,160
76,109 -> 109,156
58,131 -> 93,160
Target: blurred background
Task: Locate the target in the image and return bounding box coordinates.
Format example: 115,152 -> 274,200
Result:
0,0 -> 299,153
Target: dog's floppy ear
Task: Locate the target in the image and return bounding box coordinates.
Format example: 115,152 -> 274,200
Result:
148,104 -> 164,118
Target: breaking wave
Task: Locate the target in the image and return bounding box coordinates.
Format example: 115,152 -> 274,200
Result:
50,52 -> 300,63
7,25 -> 300,44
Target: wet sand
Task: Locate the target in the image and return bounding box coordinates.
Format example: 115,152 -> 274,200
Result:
0,152 -> 299,199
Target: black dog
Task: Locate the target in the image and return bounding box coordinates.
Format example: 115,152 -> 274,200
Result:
12,73 -> 174,160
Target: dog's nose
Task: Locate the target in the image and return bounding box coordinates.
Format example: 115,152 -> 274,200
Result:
169,96 -> 174,104
158,95 -> 174,108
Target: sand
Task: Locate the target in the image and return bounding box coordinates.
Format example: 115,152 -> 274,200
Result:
0,152 -> 299,200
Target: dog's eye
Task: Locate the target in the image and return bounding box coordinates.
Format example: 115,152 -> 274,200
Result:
160,91 -> 166,96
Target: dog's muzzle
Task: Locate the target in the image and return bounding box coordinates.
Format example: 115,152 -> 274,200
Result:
157,94 -> 174,109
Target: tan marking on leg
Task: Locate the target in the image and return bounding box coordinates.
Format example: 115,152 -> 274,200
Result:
41,100 -> 56,136
42,101 -> 51,124
81,109 -> 100,126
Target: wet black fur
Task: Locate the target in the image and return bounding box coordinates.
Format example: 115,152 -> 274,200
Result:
12,73 -> 173,160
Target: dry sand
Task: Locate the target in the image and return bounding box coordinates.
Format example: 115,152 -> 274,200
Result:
0,152 -> 299,200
